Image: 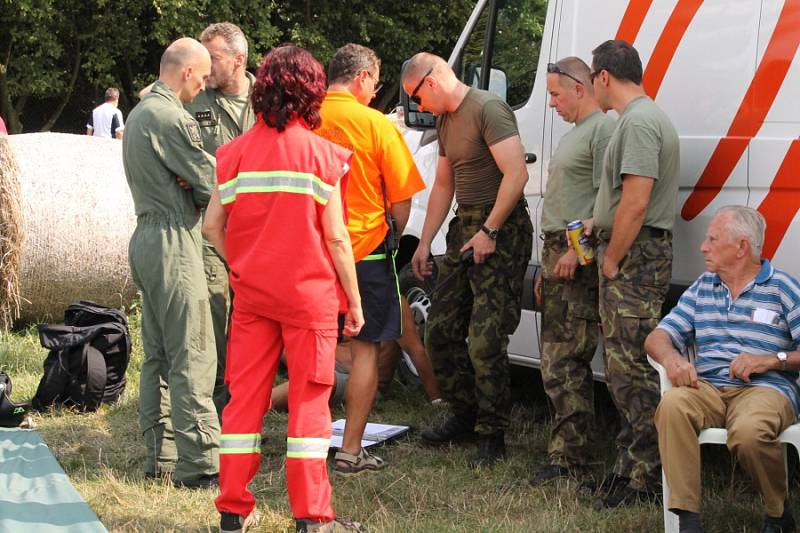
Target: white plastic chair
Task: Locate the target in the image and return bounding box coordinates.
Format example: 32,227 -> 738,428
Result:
647,354 -> 800,533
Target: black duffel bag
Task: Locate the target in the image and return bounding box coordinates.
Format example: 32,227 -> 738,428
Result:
32,301 -> 131,412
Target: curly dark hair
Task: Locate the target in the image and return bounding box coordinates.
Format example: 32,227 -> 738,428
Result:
251,45 -> 327,132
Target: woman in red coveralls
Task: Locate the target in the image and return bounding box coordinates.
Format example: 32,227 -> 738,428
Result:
203,45 -> 364,533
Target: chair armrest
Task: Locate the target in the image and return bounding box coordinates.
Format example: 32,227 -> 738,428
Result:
647,353 -> 673,394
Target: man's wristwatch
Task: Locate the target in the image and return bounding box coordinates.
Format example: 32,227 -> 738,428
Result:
481,225 -> 499,240
777,351 -> 788,371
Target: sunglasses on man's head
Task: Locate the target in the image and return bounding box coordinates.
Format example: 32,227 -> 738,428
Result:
547,63 -> 584,86
409,67 -> 434,105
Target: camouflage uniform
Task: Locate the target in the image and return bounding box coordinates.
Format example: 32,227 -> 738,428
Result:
596,228 -> 672,490
425,200 -> 533,436
540,233 -> 599,467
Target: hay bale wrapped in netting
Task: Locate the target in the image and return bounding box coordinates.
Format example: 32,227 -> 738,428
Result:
0,135 -> 23,329
4,133 -> 138,326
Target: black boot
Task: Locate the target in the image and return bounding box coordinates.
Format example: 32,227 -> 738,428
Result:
469,432 -> 506,469
675,510 -> 704,533
420,415 -> 476,445
761,504 -> 795,533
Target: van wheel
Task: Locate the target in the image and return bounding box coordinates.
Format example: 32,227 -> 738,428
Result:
397,263 -> 437,384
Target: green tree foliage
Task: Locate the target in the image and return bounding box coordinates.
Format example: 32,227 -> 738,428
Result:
0,1 -> 541,133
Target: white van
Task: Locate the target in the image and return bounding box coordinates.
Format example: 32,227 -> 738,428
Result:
395,0 -> 800,380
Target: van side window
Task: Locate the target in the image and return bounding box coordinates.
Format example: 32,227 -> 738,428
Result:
456,0 -> 546,109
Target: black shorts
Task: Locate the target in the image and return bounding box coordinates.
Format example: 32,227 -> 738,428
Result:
353,241 -> 401,342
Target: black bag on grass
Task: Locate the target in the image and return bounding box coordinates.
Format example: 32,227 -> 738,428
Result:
32,301 -> 131,412
0,371 -> 29,427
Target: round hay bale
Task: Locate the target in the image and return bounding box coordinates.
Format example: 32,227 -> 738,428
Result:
5,132 -> 138,326
0,134 -> 23,329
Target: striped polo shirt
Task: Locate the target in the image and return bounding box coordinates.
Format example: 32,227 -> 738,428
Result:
657,259 -> 800,416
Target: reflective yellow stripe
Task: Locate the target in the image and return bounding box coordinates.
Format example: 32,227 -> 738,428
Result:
286,437 -> 330,459
219,433 -> 260,455
219,171 -> 333,206
362,253 -> 387,261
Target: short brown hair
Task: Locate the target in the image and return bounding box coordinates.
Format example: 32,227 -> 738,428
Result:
104,87 -> 119,101
327,43 -> 380,86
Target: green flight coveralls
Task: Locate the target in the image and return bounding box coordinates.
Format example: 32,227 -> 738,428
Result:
183,74 -> 256,417
123,80 -> 219,482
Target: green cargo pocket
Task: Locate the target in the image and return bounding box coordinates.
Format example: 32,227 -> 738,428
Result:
194,416 -> 218,449
615,282 -> 666,319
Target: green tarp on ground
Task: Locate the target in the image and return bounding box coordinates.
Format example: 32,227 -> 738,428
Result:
0,428 -> 107,532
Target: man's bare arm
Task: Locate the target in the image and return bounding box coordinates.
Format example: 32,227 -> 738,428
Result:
602,174 -> 653,279
644,328 -> 698,388
460,135 -> 529,263
390,199 -> 412,234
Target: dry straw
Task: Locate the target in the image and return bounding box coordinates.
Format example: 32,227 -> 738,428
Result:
3,133 -> 138,327
0,134 -> 23,329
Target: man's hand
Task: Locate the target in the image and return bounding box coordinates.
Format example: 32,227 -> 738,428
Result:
553,249 -> 579,279
583,217 -> 595,237
412,242 -> 434,281
342,305 -> 365,337
460,231 -> 496,264
602,258 -> 620,280
665,354 -> 699,388
534,272 -> 542,307
177,176 -> 193,190
729,352 -> 777,383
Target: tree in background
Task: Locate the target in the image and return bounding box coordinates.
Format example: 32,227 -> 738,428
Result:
0,1 -> 496,133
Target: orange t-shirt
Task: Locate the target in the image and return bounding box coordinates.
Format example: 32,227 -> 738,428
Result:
317,92 -> 425,261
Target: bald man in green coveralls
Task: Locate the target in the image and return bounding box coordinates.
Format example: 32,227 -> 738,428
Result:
123,37 -> 220,488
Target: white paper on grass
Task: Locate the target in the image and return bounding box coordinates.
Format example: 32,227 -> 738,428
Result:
329,419 -> 410,449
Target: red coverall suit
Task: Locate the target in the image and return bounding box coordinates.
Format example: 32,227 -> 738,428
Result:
213,118 -> 352,522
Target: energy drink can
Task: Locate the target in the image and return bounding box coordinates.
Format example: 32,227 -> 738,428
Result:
567,220 -> 595,266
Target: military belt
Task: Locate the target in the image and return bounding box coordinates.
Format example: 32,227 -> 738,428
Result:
595,225 -> 671,242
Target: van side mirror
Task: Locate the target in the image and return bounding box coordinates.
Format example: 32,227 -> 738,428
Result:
400,87 -> 436,129
400,59 -> 436,129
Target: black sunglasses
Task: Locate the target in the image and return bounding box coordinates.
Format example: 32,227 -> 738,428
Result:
547,63 -> 584,85
409,67 -> 434,105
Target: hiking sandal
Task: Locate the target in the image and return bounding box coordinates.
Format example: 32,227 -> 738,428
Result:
333,448 -> 386,475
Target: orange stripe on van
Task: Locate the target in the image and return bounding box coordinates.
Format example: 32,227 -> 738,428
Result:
682,0 -> 800,221
615,0 -> 654,43
642,0 -> 703,98
757,140 -> 800,260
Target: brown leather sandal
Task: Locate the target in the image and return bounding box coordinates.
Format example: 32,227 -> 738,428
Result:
333,448 -> 386,475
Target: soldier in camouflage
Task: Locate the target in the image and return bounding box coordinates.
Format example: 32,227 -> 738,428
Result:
530,57 -> 613,487
589,40 -> 680,509
403,53 -> 533,468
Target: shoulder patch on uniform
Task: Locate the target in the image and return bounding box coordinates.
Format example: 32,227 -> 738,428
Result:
186,121 -> 202,143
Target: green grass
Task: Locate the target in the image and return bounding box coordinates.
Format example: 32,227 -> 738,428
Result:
0,309 -> 795,532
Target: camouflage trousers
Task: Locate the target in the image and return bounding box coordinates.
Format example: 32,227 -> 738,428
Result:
597,229 -> 672,491
425,200 -> 533,436
540,232 -> 599,468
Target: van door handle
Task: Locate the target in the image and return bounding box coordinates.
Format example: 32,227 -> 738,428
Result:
524,153 -> 537,164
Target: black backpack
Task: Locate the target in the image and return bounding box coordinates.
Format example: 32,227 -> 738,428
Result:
32,301 -> 131,412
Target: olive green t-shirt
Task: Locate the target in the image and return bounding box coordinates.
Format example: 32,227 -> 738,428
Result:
183,72 -> 256,156
541,111 -> 615,232
436,88 -> 519,206
593,96 -> 680,230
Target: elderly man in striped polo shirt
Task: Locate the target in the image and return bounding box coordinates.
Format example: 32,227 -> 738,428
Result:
646,205 -> 800,533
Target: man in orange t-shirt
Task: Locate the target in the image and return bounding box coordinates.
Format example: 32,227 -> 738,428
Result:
317,43 -> 425,474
